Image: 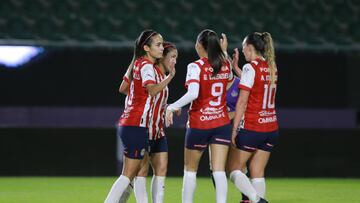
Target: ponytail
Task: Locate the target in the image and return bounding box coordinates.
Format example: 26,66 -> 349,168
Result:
262,32 -> 277,84
197,29 -> 225,75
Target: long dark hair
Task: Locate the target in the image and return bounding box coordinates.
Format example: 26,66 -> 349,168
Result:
245,32 -> 277,84
197,29 -> 225,75
127,30 -> 159,80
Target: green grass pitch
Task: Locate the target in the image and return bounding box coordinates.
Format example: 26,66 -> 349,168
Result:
0,177 -> 359,203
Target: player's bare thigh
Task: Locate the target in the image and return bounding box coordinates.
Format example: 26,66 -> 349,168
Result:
122,156 -> 143,180
184,148 -> 204,172
227,146 -> 252,173
150,152 -> 168,176
209,143 -> 229,171
249,149 -> 270,178
137,153 -> 150,177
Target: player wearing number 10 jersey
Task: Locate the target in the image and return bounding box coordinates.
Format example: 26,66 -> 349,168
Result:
239,58 -> 278,132
228,32 -> 279,203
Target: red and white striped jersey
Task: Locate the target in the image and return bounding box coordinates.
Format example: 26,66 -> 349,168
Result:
238,58 -> 279,132
118,57 -> 156,127
186,58 -> 231,129
148,66 -> 169,140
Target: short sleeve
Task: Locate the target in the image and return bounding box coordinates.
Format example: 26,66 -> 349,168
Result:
238,63 -> 255,91
123,68 -> 131,83
123,75 -> 130,84
141,64 -> 156,86
185,63 -> 201,87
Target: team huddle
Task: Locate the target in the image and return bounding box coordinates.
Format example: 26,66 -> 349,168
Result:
104,29 -> 279,203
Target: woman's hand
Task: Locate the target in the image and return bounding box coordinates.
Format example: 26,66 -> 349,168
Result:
220,33 -> 228,54
165,109 -> 174,127
168,58 -> 176,77
165,105 -> 181,127
232,48 -> 242,77
231,129 -> 238,147
174,108 -> 182,116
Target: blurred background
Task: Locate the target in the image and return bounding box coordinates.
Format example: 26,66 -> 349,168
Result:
0,0 -> 359,177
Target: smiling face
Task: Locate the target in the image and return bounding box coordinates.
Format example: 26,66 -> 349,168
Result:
144,34 -> 164,61
161,48 -> 178,72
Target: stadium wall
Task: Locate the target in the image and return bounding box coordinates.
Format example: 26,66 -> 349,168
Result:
0,49 -> 358,109
0,128 -> 359,177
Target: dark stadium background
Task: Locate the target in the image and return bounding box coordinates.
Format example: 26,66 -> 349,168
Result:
0,0 -> 359,177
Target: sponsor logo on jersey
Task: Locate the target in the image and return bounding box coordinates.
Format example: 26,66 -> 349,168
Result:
200,112 -> 226,121
258,115 -> 277,124
205,67 -> 214,72
121,113 -> 129,119
200,107 -> 224,115
260,67 -> 269,72
121,106 -> 134,119
259,110 -> 276,117
208,73 -> 230,80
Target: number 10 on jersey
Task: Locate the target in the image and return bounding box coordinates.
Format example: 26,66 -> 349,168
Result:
262,84 -> 276,109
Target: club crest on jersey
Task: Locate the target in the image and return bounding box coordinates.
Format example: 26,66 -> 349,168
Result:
140,148 -> 146,156
231,90 -> 238,97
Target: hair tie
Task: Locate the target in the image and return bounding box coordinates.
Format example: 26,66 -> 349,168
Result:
163,44 -> 174,49
141,31 -> 156,48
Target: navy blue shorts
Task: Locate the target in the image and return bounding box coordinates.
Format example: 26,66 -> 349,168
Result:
235,129 -> 279,152
185,124 -> 231,150
149,136 -> 168,154
118,126 -> 149,159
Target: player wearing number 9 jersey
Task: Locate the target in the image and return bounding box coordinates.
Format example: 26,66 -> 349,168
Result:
185,58 -> 231,129
228,32 -> 279,203
166,29 -> 231,203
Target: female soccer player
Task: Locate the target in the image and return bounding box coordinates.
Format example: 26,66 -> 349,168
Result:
226,48 -> 242,119
209,47 -> 251,203
132,42 -> 178,203
166,29 -> 231,203
228,32 -> 279,203
104,30 -> 175,203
